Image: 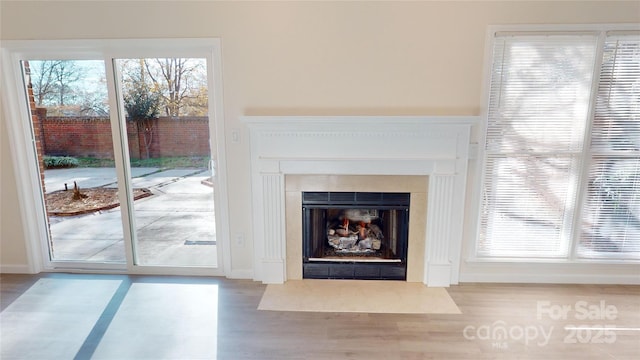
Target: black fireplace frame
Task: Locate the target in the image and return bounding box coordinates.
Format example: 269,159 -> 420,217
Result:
302,191 -> 410,280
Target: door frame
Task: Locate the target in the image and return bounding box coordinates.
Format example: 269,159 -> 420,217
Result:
1,39 -> 231,276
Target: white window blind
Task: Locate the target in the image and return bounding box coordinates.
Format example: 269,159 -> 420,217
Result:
579,34 -> 640,259
479,34 -> 598,257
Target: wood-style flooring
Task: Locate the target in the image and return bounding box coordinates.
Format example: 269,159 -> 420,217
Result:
1,273 -> 638,359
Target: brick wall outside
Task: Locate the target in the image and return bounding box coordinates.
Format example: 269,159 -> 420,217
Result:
43,117 -> 115,158
42,116 -> 211,159
23,63 -> 47,192
136,117 -> 211,158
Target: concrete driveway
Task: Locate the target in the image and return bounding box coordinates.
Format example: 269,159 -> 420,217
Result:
44,167 -> 159,193
44,167 -> 218,267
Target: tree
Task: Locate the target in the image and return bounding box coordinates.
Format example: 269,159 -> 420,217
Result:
143,58 -> 207,116
123,77 -> 161,159
118,58 -> 208,117
77,77 -> 109,116
29,60 -> 90,115
53,61 -> 81,107
77,89 -> 109,116
30,60 -> 62,106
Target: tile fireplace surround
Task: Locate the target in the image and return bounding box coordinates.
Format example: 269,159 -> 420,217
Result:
243,116 -> 477,286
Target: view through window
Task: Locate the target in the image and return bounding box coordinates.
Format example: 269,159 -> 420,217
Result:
479,31 -> 640,260
24,56 -> 218,268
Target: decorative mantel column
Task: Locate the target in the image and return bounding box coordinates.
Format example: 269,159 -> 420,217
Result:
257,173 -> 286,284
425,174 -> 457,286
244,116 -> 477,286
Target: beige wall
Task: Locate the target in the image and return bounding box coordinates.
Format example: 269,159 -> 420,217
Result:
1,1 -> 639,274
1,108 -> 29,271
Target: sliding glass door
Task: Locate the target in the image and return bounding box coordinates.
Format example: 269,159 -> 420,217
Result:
115,57 -> 217,267
8,40 -> 226,273
21,59 -> 128,265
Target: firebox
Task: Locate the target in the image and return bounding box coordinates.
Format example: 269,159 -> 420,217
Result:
302,192 -> 410,280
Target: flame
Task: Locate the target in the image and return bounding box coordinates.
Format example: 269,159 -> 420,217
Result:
359,221 -> 366,239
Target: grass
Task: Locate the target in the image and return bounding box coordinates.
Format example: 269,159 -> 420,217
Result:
130,156 -> 210,168
74,156 -> 209,169
76,157 -> 115,167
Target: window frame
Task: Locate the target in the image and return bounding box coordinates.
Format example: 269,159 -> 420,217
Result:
471,24 -> 640,264
576,33 -> 640,260
0,39 -> 232,276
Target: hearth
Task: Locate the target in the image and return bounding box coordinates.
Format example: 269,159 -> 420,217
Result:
302,192 -> 410,280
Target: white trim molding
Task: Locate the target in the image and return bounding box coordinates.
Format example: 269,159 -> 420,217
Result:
243,116 -> 477,286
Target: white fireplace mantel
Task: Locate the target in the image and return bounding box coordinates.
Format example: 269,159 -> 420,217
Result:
243,116 -> 478,286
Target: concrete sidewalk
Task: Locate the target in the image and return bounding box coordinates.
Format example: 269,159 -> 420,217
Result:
44,167 -> 159,193
44,167 -> 217,267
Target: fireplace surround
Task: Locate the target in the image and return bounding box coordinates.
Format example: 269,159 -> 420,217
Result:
243,116 -> 477,286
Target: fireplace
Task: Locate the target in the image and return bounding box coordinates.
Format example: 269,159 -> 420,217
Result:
243,116 -> 476,286
302,192 -> 410,280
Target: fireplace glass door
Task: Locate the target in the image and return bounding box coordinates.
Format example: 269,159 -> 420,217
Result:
302,192 -> 410,280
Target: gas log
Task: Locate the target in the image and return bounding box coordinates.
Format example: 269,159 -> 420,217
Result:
327,209 -> 383,252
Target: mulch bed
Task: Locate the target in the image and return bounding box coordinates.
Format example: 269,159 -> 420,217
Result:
45,188 -> 152,216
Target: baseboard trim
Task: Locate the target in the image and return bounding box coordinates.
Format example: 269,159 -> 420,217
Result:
460,261 -> 640,285
226,269 -> 253,280
460,273 -> 640,285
